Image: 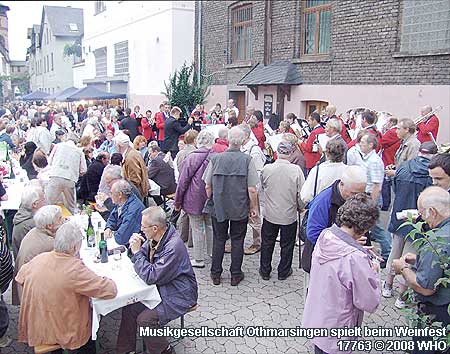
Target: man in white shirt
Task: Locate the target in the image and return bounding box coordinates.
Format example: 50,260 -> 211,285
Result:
240,124 -> 265,255
348,133 -> 391,266
45,139 -> 87,213
224,99 -> 239,123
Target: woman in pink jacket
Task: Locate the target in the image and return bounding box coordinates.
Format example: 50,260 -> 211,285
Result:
302,193 -> 381,354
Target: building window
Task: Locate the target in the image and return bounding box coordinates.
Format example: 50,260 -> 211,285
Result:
400,0 -> 450,54
231,4 -> 253,62
301,0 -> 331,56
46,28 -> 49,44
94,47 -> 107,77
17,66 -> 21,73
94,1 -> 106,15
51,53 -> 54,71
114,41 -> 129,74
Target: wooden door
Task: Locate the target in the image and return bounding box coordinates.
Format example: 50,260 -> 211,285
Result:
229,91 -> 246,123
305,100 -> 328,118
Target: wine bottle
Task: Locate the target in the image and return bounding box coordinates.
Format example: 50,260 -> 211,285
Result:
86,215 -> 95,247
99,232 -> 108,263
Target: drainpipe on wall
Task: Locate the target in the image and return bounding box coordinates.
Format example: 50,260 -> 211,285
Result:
197,1 -> 202,83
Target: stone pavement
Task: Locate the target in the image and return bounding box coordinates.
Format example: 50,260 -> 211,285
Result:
2,226 -> 408,354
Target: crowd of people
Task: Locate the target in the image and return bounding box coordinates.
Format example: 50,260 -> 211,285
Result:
0,99 -> 448,354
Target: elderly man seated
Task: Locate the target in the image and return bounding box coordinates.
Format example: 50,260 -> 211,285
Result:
15,220 -> 117,354
116,206 -> 198,354
104,179 -> 145,245
12,184 -> 46,260
12,205 -> 64,305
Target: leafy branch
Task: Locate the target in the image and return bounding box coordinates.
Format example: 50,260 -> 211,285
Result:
399,217 -> 450,345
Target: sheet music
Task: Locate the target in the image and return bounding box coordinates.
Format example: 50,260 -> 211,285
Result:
317,134 -> 331,151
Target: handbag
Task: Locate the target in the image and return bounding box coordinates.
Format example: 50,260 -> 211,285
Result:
169,208 -> 181,225
202,198 -> 214,215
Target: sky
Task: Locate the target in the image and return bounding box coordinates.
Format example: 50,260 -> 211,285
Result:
3,1 -> 89,61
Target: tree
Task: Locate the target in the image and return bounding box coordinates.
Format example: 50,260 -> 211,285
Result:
63,38 -> 82,59
161,62 -> 210,118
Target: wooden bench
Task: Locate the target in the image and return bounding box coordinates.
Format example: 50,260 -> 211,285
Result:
34,344 -> 63,354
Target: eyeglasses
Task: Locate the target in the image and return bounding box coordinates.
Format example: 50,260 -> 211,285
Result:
141,224 -> 158,230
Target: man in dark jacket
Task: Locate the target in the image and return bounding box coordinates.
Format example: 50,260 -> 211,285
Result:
117,206 -> 198,354
119,108 -> 140,141
104,180 -> 145,245
147,145 -> 177,205
163,106 -> 193,159
85,152 -> 110,202
301,165 -> 367,272
382,142 -> 436,308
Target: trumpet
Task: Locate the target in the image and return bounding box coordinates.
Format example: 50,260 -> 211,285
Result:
414,105 -> 442,125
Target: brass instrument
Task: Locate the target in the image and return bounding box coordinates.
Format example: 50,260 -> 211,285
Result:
414,105 -> 442,125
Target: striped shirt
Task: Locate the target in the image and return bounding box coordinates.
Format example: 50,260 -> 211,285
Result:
0,239 -> 13,293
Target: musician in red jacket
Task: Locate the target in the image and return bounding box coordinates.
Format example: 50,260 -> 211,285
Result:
380,117 -> 401,167
300,112 -> 325,175
347,111 -> 382,152
155,102 -> 170,148
417,105 -> 439,143
141,110 -> 156,142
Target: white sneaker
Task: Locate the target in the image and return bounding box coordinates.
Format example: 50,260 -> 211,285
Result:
394,297 -> 406,309
382,281 -> 393,298
191,259 -> 205,268
0,335 -> 12,348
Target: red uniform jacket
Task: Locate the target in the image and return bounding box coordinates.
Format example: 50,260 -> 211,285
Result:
300,126 -> 325,169
252,122 -> 266,150
347,126 -> 382,153
141,117 -> 155,141
380,127 -> 401,166
417,115 -> 439,143
155,111 -> 165,141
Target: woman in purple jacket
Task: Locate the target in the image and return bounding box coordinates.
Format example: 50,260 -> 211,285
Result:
302,193 -> 381,354
174,130 -> 216,268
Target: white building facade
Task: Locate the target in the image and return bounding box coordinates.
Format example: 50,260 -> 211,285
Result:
28,6 -> 83,94
74,0 -> 194,110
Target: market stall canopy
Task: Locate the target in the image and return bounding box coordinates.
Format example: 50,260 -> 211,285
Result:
47,86 -> 79,101
21,91 -> 50,101
65,86 -> 127,102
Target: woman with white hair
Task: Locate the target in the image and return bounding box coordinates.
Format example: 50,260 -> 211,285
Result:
12,205 -> 64,305
15,220 -> 117,352
174,130 -> 216,268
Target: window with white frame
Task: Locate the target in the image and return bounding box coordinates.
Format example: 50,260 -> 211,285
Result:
400,0 -> 450,53
114,41 -> 129,74
94,47 -> 107,77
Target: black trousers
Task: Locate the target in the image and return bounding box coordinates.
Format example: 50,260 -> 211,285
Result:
51,340 -> 96,354
116,303 -> 169,354
211,217 -> 248,277
260,219 -> 297,277
412,303 -> 450,354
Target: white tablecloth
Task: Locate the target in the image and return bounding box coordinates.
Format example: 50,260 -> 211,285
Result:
78,217 -> 161,340
0,178 -> 28,210
149,179 -> 160,196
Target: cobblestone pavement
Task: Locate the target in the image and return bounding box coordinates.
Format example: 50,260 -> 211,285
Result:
3,225 -> 408,354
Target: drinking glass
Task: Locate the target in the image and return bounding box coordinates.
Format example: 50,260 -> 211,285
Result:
112,249 -> 122,270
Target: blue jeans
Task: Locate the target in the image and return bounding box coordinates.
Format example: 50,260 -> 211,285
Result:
370,204 -> 392,261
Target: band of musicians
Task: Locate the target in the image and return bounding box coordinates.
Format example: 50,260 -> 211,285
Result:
264,104 -> 441,178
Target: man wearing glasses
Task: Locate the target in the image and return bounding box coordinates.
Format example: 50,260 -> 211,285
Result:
116,206 -> 198,354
